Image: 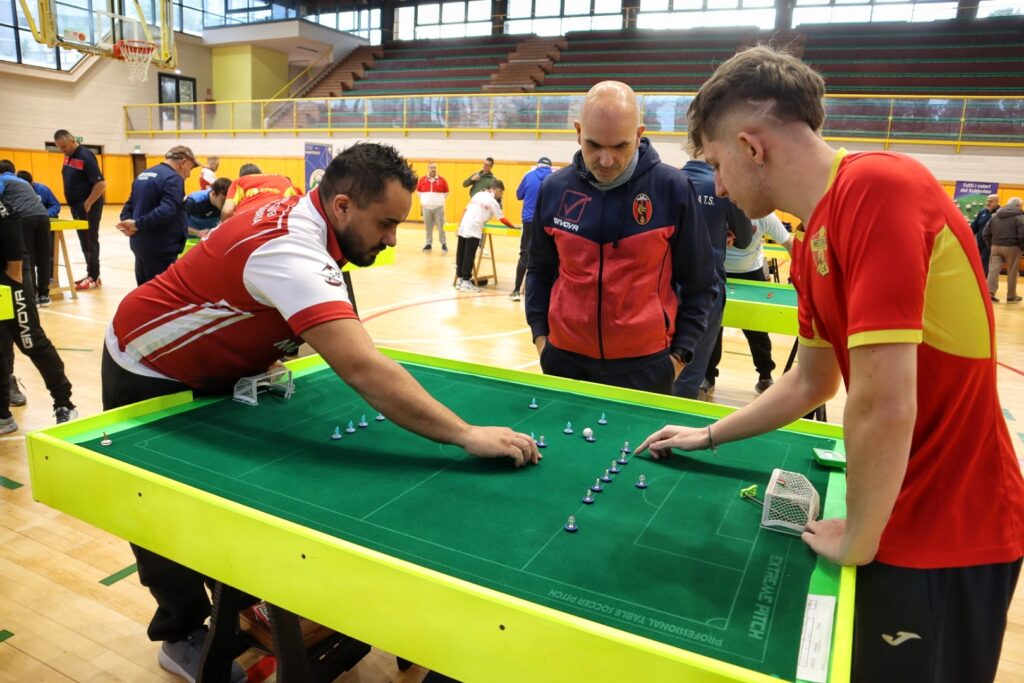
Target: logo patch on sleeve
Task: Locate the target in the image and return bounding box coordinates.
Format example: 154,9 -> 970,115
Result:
318,264 -> 344,286
632,193 -> 652,226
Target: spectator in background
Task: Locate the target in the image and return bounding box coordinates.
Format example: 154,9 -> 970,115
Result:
456,181 -> 515,292
673,151 -> 753,400
703,213 -> 793,399
54,129 -> 104,290
526,81 -> 716,395
116,145 -> 197,285
220,164 -> 302,220
417,162 -> 449,253
184,178 -> 231,238
16,171 -> 61,218
199,156 -> 220,190
510,156 -> 553,302
462,157 -> 495,197
983,196 -> 1024,303
0,162 -> 52,307
972,194 -> 999,275
0,198 -> 78,430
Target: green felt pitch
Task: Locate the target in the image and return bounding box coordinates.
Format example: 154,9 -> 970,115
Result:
75,363 -> 838,680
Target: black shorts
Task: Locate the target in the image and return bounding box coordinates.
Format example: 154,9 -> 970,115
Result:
853,558 -> 1022,683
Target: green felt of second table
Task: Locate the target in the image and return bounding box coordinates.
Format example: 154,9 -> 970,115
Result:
27,351 -> 851,683
722,279 -> 798,335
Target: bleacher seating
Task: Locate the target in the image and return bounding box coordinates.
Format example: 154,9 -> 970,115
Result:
801,18 -> 1024,94
535,28 -> 768,93
347,35 -> 523,96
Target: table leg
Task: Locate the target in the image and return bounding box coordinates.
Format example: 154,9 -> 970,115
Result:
266,603 -> 312,683
50,231 -> 78,301
199,582 -> 251,683
471,234 -> 496,287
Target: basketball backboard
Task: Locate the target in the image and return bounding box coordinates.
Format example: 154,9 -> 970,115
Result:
18,0 -> 176,68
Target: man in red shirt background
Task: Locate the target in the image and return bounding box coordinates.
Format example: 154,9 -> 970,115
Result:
220,163 -> 302,220
417,161 -> 449,253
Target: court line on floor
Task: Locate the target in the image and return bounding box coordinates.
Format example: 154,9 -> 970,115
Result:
998,361 -> 1024,379
362,292 -> 505,323
38,308 -> 106,324
373,326 -> 529,344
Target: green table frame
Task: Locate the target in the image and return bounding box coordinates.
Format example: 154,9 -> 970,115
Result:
27,350 -> 853,683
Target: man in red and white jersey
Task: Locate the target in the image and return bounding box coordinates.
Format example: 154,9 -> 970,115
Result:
103,143 -> 540,681
220,163 -> 303,220
638,47 -> 1024,682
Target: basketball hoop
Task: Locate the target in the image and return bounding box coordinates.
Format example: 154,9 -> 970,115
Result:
113,39 -> 156,82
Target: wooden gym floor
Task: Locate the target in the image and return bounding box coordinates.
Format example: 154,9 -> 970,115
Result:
0,206 -> 1021,682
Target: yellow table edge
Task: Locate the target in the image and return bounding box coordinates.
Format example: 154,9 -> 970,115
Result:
722,280 -> 798,336
27,350 -> 850,683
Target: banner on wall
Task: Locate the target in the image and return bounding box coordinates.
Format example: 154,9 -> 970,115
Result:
953,180 -> 999,223
304,143 -> 333,193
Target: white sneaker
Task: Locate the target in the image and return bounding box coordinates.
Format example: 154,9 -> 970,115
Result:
458,280 -> 481,292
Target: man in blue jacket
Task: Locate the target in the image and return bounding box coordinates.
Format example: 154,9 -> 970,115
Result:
16,171 -> 61,218
510,156 -> 553,301
526,81 -> 716,395
674,153 -> 754,400
116,146 -> 197,285
184,178 -> 230,237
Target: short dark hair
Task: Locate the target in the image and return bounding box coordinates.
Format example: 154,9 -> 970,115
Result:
491,179 -> 505,190
0,160 -> 14,175
688,45 -> 825,157
319,143 -> 417,209
54,129 -> 73,141
210,178 -> 231,196
238,163 -> 261,176
16,170 -> 32,183
485,157 -> 494,164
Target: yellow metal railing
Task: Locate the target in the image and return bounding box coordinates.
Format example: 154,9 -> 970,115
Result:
124,91 -> 1024,150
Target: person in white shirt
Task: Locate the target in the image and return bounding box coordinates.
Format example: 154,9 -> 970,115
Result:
705,212 -> 794,395
417,162 -> 449,252
199,156 -> 219,190
455,181 -> 515,292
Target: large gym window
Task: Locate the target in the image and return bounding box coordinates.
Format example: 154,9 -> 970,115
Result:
0,0 -> 85,71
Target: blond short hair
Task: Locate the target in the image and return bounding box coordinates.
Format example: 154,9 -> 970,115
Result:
688,45 -> 825,156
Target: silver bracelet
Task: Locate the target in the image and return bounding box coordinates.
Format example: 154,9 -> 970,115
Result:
706,424 -> 718,454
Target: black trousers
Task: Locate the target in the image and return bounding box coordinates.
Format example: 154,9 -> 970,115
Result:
513,219 -> 534,292
853,559 -> 1021,683
134,251 -> 178,286
69,199 -> 102,280
0,270 -> 73,417
706,266 -> 776,383
102,346 -> 218,642
21,214 -> 50,298
455,235 -> 480,281
540,342 -> 675,395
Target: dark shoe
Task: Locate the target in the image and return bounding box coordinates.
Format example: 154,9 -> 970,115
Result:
991,295 -> 1000,302
0,416 -> 17,435
37,295 -> 51,307
1009,297 -> 1022,304
9,376 -> 26,407
54,406 -> 78,424
697,379 -> 715,402
158,627 -> 247,683
441,244 -> 449,253
422,244 -> 432,251
754,377 -> 774,395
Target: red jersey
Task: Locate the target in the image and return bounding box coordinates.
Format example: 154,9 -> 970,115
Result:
106,191 -> 357,392
793,150 -> 1024,568
227,174 -> 302,214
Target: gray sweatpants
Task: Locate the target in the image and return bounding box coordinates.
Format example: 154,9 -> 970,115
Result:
423,206 -> 446,246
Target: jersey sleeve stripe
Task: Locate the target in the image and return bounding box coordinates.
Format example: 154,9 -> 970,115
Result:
848,329 -> 923,348
798,335 -> 833,348
287,301 -> 358,336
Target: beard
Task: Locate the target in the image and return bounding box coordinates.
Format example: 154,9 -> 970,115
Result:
336,228 -> 382,267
